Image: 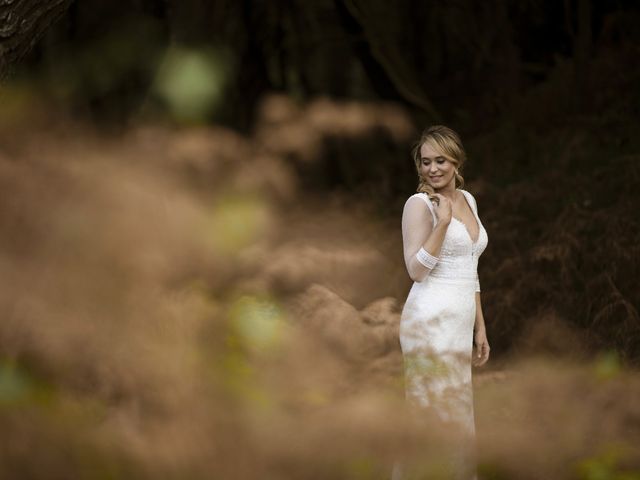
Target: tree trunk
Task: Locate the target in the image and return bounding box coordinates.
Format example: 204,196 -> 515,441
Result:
565,0 -> 592,110
335,0 -> 441,121
0,0 -> 73,80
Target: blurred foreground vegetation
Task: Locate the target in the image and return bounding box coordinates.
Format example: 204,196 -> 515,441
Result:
0,88 -> 639,478
1,1 -> 640,478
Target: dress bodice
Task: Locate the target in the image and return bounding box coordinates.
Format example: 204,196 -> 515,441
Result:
412,190 -> 488,285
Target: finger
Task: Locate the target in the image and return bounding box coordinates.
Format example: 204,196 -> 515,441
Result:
475,344 -> 486,360
477,349 -> 487,365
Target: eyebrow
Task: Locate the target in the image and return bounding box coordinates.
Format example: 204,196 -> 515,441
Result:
421,155 -> 445,160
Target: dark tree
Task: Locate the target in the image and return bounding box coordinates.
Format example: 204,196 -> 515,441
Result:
0,0 -> 73,80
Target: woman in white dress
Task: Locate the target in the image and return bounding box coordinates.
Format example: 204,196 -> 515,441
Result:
393,125 -> 490,480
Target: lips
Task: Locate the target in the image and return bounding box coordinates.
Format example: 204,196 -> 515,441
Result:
430,176 -> 443,181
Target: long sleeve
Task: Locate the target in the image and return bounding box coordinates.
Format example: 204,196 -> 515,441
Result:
402,195 -> 437,282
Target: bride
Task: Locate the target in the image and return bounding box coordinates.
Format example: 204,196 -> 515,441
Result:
393,125 -> 490,480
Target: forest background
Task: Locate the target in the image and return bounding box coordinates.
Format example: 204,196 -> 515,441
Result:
1,1 -> 639,479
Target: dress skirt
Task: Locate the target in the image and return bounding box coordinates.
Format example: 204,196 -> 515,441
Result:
396,276 -> 478,479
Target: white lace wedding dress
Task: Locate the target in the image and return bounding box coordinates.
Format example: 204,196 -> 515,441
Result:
392,189 -> 488,480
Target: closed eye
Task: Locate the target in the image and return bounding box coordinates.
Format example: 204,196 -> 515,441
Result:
422,157 -> 446,164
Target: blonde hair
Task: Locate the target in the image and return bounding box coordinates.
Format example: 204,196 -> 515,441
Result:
412,125 -> 466,201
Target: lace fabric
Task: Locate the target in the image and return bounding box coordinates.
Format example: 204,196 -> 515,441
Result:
401,190 -> 487,290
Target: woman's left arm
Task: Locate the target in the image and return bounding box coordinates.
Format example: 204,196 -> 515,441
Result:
474,292 -> 490,366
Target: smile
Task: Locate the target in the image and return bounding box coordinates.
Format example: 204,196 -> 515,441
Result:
430,176 -> 443,180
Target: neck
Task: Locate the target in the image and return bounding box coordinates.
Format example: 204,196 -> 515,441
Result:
434,181 -> 457,200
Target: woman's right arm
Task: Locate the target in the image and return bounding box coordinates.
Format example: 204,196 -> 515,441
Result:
402,196 -> 451,282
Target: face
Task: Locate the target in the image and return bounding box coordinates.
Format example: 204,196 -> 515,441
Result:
419,142 -> 456,190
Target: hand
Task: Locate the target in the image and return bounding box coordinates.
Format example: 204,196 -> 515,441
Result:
473,328 -> 490,367
431,193 -> 452,225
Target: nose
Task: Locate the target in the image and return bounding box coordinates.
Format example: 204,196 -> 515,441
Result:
429,162 -> 439,173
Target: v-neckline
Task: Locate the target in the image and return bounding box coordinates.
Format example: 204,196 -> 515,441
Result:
451,190 -> 480,244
